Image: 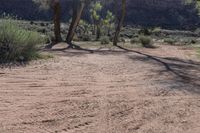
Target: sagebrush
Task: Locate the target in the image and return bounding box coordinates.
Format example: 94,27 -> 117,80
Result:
0,19 -> 45,62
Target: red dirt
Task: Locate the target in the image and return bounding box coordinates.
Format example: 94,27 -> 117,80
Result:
0,45 -> 200,133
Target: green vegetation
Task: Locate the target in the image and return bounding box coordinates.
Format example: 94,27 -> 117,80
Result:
196,47 -> 200,58
164,38 -> 176,45
130,36 -> 155,48
90,1 -> 103,40
0,19 -> 45,62
100,36 -> 110,45
139,28 -> 152,36
1,0 -> 200,63
139,36 -> 154,48
130,37 -> 140,44
101,11 -> 115,36
81,34 -> 92,41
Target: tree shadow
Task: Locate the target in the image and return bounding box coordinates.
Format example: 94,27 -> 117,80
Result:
43,43 -> 129,57
116,45 -> 200,94
44,43 -> 200,94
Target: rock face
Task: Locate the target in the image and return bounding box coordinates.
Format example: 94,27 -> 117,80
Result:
0,0 -> 199,29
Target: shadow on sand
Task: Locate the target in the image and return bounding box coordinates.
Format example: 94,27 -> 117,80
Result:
44,43 -> 200,94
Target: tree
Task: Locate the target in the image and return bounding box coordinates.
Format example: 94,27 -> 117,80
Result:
52,0 -> 62,43
34,0 -> 92,47
196,0 -> 200,12
90,1 -> 103,40
102,11 -> 115,36
33,0 -> 62,44
113,0 -> 126,46
66,0 -> 91,46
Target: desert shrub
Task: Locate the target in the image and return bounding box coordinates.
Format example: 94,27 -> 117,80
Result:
40,22 -> 45,27
73,34 -> 80,42
195,28 -> 200,36
191,39 -> 197,44
30,21 -> 34,25
139,36 -> 154,48
130,37 -> 140,44
196,38 -> 200,43
152,27 -> 161,36
100,36 -> 110,44
139,28 -> 152,35
122,30 -> 133,38
121,38 -> 126,43
46,32 -> 55,43
79,19 -> 91,35
197,48 -> 200,58
179,38 -> 193,45
81,34 -> 91,41
0,19 -> 45,62
164,38 -> 176,45
152,27 -> 161,33
37,27 -> 46,34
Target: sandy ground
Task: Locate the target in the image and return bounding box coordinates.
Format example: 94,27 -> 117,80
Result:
0,45 -> 200,133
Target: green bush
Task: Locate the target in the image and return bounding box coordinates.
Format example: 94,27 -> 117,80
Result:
139,36 -> 154,48
164,38 -> 176,45
0,19 -> 45,62
130,37 -> 140,44
191,39 -> 197,44
73,34 -> 80,42
37,27 -> 46,34
119,37 -> 126,43
152,27 -> 161,33
139,28 -> 152,35
196,38 -> 200,43
195,28 -> 200,36
152,27 -> 161,36
100,36 -> 110,44
81,34 -> 91,41
180,38 -> 191,45
197,48 -> 200,58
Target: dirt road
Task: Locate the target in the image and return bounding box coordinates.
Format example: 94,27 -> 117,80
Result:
0,45 -> 200,133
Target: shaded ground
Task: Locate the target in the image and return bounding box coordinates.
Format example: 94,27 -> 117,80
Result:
0,44 -> 200,133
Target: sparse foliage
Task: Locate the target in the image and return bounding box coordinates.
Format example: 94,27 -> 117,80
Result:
90,1 -> 103,40
102,11 -> 115,36
139,36 -> 154,48
100,36 -> 110,44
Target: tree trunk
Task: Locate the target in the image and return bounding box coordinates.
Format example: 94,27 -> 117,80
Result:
66,0 -> 85,45
92,17 -> 96,35
53,0 -> 62,43
113,0 -> 126,46
96,23 -> 101,40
